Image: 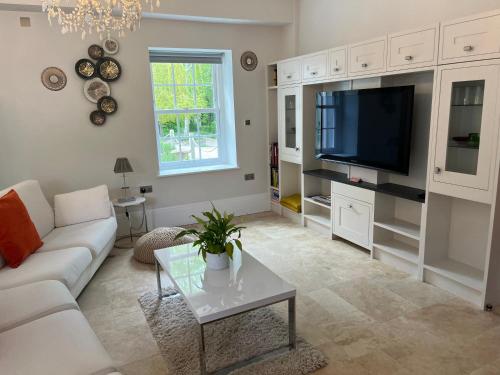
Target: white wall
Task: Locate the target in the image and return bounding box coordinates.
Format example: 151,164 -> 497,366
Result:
297,0 -> 500,54
0,0 -> 294,25
0,12 -> 288,216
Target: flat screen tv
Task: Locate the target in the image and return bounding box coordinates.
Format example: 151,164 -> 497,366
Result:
315,85 -> 414,175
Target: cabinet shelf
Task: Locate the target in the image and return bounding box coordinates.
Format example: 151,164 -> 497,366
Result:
424,259 -> 484,292
304,197 -> 331,209
304,213 -> 331,227
270,186 -> 279,191
373,239 -> 419,264
268,86 -> 278,90
451,104 -> 483,107
374,218 -> 421,241
448,143 -> 479,149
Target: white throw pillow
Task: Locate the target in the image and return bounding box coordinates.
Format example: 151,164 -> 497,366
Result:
54,185 -> 111,227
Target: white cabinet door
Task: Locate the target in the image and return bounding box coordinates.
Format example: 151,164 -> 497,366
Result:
302,52 -> 328,82
277,59 -> 301,85
278,86 -> 302,164
440,10 -> 500,64
388,26 -> 438,71
329,47 -> 348,79
430,61 -> 500,202
348,37 -> 387,77
333,194 -> 373,249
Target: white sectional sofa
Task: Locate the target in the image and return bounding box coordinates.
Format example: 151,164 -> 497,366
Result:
0,180 -> 120,375
0,180 -> 117,297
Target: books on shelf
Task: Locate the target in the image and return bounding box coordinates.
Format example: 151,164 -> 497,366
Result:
271,189 -> 280,202
271,168 -> 279,188
270,142 -> 279,168
308,195 -> 331,207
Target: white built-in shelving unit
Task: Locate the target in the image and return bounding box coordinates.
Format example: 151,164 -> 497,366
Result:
265,8 -> 500,309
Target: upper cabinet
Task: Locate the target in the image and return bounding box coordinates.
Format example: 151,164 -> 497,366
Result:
348,37 -> 387,77
302,52 -> 328,82
277,59 -> 301,86
429,61 -> 500,203
387,25 -> 439,71
329,47 -> 348,79
440,10 -> 500,65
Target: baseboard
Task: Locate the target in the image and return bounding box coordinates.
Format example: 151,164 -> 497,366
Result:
116,192 -> 270,236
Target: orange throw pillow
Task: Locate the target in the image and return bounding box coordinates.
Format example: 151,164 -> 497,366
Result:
0,190 -> 43,268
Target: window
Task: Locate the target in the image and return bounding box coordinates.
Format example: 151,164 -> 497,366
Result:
149,48 -> 237,176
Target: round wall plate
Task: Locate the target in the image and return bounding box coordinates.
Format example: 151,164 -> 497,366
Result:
97,96 -> 118,115
88,44 -> 105,60
102,38 -> 119,55
90,110 -> 106,126
240,51 -> 258,71
96,57 -> 121,82
83,78 -> 111,103
75,58 -> 96,80
41,67 -> 67,91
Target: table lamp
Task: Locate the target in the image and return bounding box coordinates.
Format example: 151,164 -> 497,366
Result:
114,157 -> 135,203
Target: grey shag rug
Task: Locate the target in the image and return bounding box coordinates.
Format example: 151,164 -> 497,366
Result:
138,288 -> 328,374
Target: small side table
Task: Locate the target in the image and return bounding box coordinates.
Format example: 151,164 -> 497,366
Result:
112,196 -> 149,242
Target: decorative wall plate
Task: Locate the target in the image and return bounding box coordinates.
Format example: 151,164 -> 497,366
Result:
88,44 -> 104,60
75,58 -> 96,79
41,67 -> 67,91
240,51 -> 258,71
83,78 -> 111,103
90,110 -> 106,126
96,57 -> 121,82
102,38 -> 119,55
97,96 -> 118,115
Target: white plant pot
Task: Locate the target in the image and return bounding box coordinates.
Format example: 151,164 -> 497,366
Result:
205,252 -> 229,270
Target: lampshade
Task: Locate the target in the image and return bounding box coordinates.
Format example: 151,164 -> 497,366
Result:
114,158 -> 134,174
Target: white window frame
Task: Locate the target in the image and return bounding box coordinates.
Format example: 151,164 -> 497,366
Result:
148,48 -> 238,177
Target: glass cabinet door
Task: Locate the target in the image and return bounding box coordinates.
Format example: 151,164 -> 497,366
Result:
279,85 -> 301,162
285,94 -> 297,149
434,64 -> 500,191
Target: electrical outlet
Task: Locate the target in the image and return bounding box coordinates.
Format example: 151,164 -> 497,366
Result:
244,119 -> 251,126
244,173 -> 255,181
140,185 -> 153,194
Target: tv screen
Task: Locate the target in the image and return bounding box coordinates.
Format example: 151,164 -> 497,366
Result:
315,86 -> 414,175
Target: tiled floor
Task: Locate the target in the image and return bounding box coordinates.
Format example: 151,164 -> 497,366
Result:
77,212 -> 500,375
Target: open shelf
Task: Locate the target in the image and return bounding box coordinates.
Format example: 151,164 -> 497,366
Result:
424,259 -> 484,292
304,213 -> 331,227
270,186 -> 279,191
304,196 -> 331,209
373,238 -> 419,264
373,218 -> 420,241
268,86 -> 278,90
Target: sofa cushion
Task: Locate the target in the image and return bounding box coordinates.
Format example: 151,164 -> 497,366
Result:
0,247 -> 92,292
0,190 -> 43,268
55,185 -> 111,227
0,280 -> 78,333
0,309 -> 117,375
39,217 -> 117,258
0,180 -> 54,239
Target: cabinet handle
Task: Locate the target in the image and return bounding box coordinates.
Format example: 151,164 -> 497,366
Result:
361,63 -> 368,68
334,67 -> 340,72
295,147 -> 300,151
348,204 -> 353,209
404,55 -> 413,61
286,74 -> 292,79
434,167 -> 442,174
463,45 -> 474,52
311,71 -> 318,76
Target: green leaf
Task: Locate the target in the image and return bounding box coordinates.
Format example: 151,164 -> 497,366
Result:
234,239 -> 243,251
225,242 -> 234,259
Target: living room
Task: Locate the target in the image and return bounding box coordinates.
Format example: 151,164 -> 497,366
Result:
1,0 -> 500,374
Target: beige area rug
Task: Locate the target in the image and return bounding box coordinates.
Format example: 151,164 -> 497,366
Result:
138,288 -> 327,374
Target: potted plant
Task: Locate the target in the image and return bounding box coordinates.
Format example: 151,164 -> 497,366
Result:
175,204 -> 244,270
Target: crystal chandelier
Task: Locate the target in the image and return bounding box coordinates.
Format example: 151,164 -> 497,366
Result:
42,0 -> 160,38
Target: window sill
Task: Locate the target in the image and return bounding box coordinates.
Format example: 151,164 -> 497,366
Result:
158,164 -> 239,178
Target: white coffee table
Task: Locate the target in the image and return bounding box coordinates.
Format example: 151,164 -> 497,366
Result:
154,243 -> 296,375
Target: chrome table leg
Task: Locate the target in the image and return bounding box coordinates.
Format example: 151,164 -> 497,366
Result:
155,259 -> 162,300
288,296 -> 296,349
199,324 -> 207,375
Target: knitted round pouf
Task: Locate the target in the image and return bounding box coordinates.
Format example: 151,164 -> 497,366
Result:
133,227 -> 195,264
